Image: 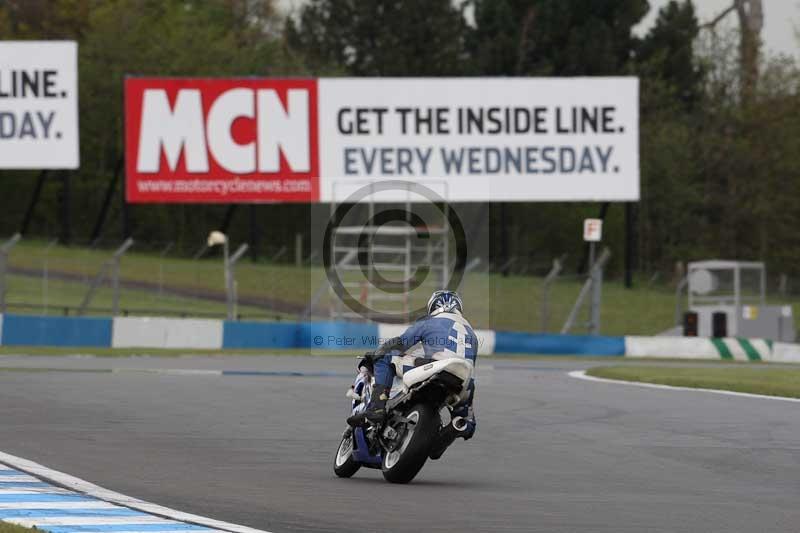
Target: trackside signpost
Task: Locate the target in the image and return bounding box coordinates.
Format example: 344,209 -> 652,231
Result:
124,77 -> 639,204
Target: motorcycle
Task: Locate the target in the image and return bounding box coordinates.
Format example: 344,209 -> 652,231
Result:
333,352 -> 475,484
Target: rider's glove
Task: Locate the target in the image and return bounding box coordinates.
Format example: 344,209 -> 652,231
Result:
357,351 -> 376,373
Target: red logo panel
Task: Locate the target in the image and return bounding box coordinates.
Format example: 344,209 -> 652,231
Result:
125,78 -> 319,203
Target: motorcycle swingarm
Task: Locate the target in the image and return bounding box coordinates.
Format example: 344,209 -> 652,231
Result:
386,390 -> 414,411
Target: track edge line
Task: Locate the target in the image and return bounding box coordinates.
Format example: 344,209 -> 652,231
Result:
567,369 -> 800,403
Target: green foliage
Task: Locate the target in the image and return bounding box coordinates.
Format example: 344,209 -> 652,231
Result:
4,0 -> 800,287
0,523 -> 39,533
0,0 -> 291,244
472,0 -> 649,76
637,0 -> 704,108
286,0 -> 471,75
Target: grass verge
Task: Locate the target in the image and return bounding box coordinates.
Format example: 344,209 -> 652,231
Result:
586,365 -> 800,399
0,523 -> 39,533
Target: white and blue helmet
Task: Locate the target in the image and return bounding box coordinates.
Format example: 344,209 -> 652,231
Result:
427,290 -> 463,316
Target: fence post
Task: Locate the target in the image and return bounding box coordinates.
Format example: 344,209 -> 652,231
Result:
227,243 -> 249,321
0,233 -> 21,314
540,256 -> 564,332
110,239 -> 134,316
295,233 -> 303,267
588,252 -> 605,335
561,248 -> 610,335
42,239 -> 58,315
158,242 -> 174,299
673,276 -> 689,328
78,238 -> 134,316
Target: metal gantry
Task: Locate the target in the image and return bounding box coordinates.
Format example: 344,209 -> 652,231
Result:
329,181 -> 450,322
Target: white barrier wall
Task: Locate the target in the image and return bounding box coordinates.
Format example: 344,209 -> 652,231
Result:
112,317 -> 223,349
625,336 -> 719,360
625,335 -> 800,362
769,342 -> 800,363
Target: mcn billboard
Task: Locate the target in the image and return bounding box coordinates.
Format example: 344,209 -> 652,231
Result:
125,77 -> 639,203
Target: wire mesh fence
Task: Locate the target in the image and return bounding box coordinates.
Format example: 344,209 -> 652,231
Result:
2,234 -> 799,336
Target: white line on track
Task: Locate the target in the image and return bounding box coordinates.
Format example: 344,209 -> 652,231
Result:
5,516 -> 179,526
0,475 -> 43,482
0,488 -> 73,495
0,501 -> 118,509
0,450 -> 274,533
568,370 -> 800,403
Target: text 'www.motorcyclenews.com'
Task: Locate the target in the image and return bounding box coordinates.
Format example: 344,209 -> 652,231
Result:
136,178 -> 312,196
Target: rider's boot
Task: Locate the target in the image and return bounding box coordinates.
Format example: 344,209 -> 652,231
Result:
347,384 -> 390,427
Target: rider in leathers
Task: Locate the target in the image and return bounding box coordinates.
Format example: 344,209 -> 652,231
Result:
347,290 -> 477,439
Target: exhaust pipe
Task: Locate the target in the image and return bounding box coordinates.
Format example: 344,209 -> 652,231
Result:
451,416 -> 469,432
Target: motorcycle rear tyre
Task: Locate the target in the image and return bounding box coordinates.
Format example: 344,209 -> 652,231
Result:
382,403 -> 439,484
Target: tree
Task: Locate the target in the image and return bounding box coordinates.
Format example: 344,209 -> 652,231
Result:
701,0 -> 764,104
472,0 -> 649,76
0,0 -> 291,246
286,0 -> 471,76
637,0 -> 704,109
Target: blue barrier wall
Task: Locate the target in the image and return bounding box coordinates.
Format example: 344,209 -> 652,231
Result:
0,313 -> 626,356
2,314 -> 113,347
493,332 -> 625,356
220,321 -> 380,350
222,321 -> 298,349
296,321 -> 379,350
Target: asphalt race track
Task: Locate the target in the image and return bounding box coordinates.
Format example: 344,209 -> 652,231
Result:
0,355 -> 798,533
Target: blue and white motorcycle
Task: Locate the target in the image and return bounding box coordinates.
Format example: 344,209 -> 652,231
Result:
333,352 -> 475,484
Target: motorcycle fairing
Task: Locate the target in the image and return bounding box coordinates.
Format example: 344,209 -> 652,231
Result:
352,427 -> 381,465
402,358 -> 473,389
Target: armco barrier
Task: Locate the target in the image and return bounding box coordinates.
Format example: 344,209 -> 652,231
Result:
2,314 -> 112,347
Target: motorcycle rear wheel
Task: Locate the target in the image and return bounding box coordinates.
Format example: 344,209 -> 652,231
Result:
381,403 -> 439,484
334,429 -> 360,478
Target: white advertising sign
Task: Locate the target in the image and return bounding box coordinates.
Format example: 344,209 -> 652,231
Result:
0,41 -> 79,169
583,218 -> 603,242
124,77 -> 638,203
318,77 -> 638,202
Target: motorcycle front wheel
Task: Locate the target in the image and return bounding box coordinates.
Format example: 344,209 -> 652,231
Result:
334,429 -> 360,478
381,403 -> 439,484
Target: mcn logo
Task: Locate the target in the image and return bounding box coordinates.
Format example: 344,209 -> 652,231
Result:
125,78 -> 319,203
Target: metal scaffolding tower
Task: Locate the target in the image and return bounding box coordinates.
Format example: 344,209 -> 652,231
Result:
329,181 -> 450,322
